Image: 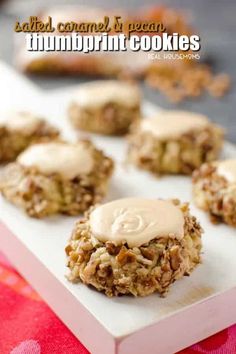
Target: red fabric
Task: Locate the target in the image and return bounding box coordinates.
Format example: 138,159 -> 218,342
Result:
0,252 -> 235,354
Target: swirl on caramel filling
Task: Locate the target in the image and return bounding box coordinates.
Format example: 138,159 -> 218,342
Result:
90,198 -> 184,247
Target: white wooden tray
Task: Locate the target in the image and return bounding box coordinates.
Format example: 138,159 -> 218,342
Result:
0,62 -> 236,354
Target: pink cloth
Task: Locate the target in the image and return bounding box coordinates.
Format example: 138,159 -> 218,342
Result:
0,251 -> 235,354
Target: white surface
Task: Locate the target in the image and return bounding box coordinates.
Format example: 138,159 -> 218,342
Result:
0,62 -> 236,354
